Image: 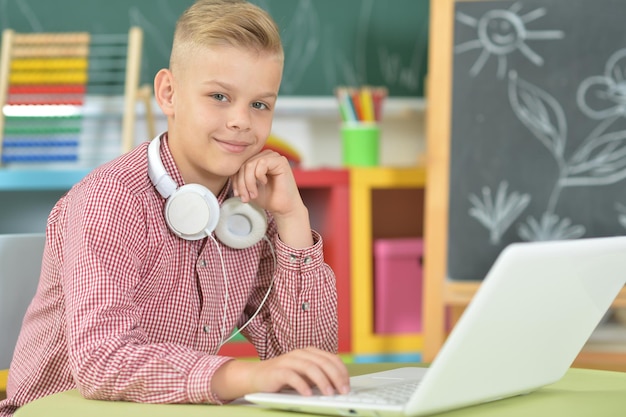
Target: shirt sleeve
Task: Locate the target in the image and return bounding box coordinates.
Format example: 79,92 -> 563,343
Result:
241,223 -> 339,358
57,176 -> 231,404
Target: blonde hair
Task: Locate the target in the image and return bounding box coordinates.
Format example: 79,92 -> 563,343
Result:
171,0 -> 283,71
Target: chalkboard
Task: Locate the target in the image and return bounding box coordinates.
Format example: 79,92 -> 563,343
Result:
0,0 -> 429,97
448,0 -> 626,281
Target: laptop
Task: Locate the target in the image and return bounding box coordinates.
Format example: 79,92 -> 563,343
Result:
245,236 -> 626,416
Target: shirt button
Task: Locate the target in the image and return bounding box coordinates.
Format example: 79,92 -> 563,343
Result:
202,325 -> 211,333
199,259 -> 207,267
289,254 -> 298,263
303,256 -> 312,265
302,302 -> 310,311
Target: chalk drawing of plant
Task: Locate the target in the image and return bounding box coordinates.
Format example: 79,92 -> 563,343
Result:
569,48 -> 626,186
468,181 -> 531,245
277,0 -> 320,94
577,48 -> 626,122
518,213 -> 585,241
508,52 -> 626,241
508,70 -> 567,170
3,0 -> 43,31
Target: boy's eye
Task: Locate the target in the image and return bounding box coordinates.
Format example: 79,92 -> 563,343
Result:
252,101 -> 268,110
212,93 -> 227,102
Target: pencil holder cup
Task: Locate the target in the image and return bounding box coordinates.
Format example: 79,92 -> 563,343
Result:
341,122 -> 380,167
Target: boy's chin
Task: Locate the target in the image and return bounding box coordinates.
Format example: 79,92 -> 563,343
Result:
212,163 -> 245,179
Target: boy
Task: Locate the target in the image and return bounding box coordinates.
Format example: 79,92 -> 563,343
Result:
0,0 -> 348,415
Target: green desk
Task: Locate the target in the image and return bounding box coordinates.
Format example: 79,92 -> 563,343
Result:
15,364 -> 626,417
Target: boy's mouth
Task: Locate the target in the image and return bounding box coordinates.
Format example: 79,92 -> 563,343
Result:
215,138 -> 249,154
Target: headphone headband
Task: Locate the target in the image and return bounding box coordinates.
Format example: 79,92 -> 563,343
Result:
147,135 -> 177,198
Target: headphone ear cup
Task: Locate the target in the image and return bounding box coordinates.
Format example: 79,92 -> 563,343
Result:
165,184 -> 220,240
216,197 -> 268,249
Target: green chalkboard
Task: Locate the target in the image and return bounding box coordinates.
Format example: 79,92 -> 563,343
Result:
0,0 -> 429,96
447,0 -> 626,281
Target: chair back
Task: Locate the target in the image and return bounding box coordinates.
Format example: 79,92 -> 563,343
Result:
0,233 -> 45,369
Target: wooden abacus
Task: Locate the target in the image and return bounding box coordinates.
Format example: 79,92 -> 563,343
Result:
0,27 -> 154,167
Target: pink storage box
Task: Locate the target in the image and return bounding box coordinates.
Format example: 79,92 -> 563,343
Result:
374,238 -> 423,334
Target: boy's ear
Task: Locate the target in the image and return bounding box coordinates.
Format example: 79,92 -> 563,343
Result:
154,69 -> 175,117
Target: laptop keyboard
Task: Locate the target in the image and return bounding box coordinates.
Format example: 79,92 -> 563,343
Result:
320,380 -> 420,406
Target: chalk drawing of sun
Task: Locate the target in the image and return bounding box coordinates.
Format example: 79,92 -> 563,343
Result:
454,2 -> 564,79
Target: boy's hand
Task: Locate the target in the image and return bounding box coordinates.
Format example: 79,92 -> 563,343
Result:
232,150 -> 313,248
211,347 -> 350,401
231,149 -> 300,216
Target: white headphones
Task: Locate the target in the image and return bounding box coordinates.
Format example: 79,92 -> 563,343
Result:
147,135 -> 268,249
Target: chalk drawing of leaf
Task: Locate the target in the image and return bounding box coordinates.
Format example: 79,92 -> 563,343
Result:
518,212 -> 586,241
616,203 -> 626,230
508,71 -> 567,161
468,181 -> 531,245
279,0 -> 320,94
563,129 -> 626,186
11,0 -> 43,31
620,215 -> 626,229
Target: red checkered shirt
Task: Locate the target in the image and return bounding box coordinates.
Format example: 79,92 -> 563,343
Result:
0,135 -> 338,416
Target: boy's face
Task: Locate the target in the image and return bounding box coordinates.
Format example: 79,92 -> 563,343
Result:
160,44 -> 283,190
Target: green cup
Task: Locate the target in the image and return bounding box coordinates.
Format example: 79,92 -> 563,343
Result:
341,123 -> 380,167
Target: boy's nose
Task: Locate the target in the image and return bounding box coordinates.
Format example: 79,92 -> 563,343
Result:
226,105 -> 252,131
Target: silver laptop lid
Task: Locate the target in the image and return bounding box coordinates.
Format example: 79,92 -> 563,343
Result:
407,236 -> 626,416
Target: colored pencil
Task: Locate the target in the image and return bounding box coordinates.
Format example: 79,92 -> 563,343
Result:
335,86 -> 387,123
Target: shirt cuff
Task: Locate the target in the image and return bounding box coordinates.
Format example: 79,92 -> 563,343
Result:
275,229 -> 325,273
186,355 -> 234,404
